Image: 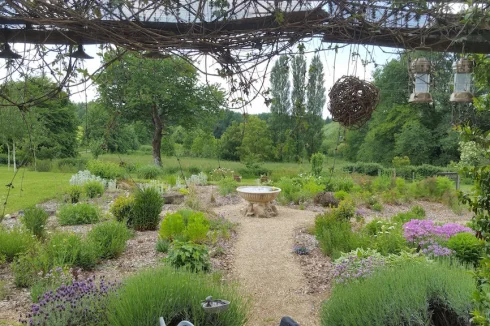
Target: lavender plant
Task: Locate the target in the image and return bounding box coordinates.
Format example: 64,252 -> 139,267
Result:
21,276 -> 119,326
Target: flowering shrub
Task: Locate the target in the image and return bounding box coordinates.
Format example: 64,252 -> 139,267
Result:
403,219 -> 472,257
332,249 -> 385,284
21,276 -> 119,326
333,249 -> 430,284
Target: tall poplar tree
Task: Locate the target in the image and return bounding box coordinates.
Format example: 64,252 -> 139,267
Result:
269,55 -> 291,160
306,54 -> 326,156
290,45 -> 307,161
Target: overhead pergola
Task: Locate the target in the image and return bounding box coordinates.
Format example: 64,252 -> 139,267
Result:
0,0 -> 488,107
1,1 -> 489,56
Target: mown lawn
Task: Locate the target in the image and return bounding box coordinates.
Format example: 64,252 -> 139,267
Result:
1,153 -> 350,216
0,166 -> 71,215
81,151 -> 350,176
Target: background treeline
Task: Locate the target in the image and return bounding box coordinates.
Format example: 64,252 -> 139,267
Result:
2,51 -> 489,168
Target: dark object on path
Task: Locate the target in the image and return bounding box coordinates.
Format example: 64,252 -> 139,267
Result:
314,192 -> 339,208
280,316 -> 299,326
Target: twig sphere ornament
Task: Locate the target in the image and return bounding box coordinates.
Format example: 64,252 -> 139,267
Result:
328,76 -> 380,128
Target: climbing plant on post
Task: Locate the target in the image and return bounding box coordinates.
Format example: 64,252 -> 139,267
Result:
459,53 -> 490,326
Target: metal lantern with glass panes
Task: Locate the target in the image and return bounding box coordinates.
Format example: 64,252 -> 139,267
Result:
450,58 -> 473,103
409,57 -> 433,103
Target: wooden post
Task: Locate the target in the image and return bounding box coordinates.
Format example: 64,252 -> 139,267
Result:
456,174 -> 460,190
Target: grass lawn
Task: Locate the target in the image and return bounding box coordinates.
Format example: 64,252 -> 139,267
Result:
81,152 -> 350,176
0,166 -> 71,216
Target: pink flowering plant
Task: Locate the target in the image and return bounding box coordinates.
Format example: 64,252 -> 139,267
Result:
403,219 -> 472,257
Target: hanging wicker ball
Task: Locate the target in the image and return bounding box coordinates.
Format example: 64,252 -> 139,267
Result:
328,76 -> 380,128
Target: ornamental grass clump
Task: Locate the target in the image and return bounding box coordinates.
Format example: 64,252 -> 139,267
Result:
21,276 -> 119,326
130,187 -> 164,231
106,266 -> 249,326
21,206 -> 49,238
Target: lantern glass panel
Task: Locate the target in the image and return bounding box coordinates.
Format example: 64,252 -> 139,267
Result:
414,73 -> 430,93
454,73 -> 471,92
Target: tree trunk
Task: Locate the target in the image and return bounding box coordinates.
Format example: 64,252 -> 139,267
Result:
6,142 -> 10,171
13,140 -> 16,172
151,104 -> 163,167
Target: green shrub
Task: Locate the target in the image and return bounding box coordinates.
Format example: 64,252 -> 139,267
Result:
371,202 -> 384,212
156,239 -> 171,253
311,152 -> 326,176
44,232 -> 81,267
21,206 -> 49,238
333,190 -> 349,201
110,195 -> 135,223
90,139 -> 105,159
324,176 -> 354,192
218,178 -> 238,196
57,158 -> 88,172
333,199 -> 356,221
84,180 -> 105,198
0,227 -> 36,262
12,249 -> 49,288
87,160 -> 125,179
159,210 -> 210,243
392,206 -> 426,224
58,203 -> 100,225
315,212 -> 360,259
343,162 -> 384,176
392,156 -> 411,168
410,205 -> 426,218
321,261 -> 474,326
130,187 -> 164,231
88,220 -> 131,259
166,241 -> 211,272
75,238 -> 99,270
67,185 -> 83,203
136,165 -> 162,179
35,159 -> 53,172
106,266 -> 248,326
371,225 -> 407,255
365,219 -> 392,235
276,177 -> 302,203
447,232 -> 484,266
372,175 -> 393,192
185,212 -> 210,243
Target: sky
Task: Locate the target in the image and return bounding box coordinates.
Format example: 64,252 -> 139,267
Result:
5,40 -> 399,119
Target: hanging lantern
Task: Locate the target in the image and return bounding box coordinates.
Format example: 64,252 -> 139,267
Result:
67,45 -> 93,60
409,57 -> 432,103
450,58 -> 473,103
0,43 -> 22,59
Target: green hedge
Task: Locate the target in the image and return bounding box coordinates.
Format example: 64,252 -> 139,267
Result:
344,162 -> 450,179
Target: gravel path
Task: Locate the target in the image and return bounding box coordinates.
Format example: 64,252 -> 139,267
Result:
216,201 -> 326,326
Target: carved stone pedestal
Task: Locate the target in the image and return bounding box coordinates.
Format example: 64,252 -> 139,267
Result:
244,202 -> 278,218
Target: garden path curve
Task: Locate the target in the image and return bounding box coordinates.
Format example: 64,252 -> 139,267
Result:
215,201 -> 325,326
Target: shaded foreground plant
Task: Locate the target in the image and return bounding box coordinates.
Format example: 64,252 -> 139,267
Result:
322,261 -> 475,326
106,266 -> 249,326
21,276 -> 119,326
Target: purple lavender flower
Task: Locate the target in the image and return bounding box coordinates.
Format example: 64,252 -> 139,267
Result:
20,276 -> 120,326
